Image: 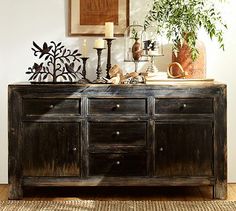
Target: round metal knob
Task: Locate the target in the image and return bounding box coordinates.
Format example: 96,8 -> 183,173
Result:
116,131 -> 120,135
159,147 -> 164,152
183,103 -> 187,108
116,104 -> 120,108
116,161 -> 120,165
72,147 -> 77,151
49,104 -> 54,108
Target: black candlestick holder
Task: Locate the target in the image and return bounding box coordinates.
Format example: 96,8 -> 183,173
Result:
104,38 -> 116,79
78,57 -> 91,84
93,48 -> 106,83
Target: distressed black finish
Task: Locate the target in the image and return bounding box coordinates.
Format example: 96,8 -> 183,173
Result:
89,152 -> 147,176
23,98 -> 80,117
155,98 -> 213,114
23,122 -> 81,177
88,122 -> 147,146
155,122 -> 213,177
8,83 -> 227,200
88,98 -> 147,115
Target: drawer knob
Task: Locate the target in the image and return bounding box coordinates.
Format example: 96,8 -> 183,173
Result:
49,104 -> 54,108
179,103 -> 187,110
116,104 -> 120,108
182,103 -> 187,108
159,147 -> 164,152
116,161 -> 120,165
72,147 -> 77,151
116,131 -> 120,135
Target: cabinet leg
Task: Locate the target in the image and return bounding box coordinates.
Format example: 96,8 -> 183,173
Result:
213,183 -> 227,199
8,183 -> 23,200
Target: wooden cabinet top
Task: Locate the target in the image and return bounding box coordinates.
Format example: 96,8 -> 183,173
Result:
9,82 -> 226,87
8,82 -> 226,98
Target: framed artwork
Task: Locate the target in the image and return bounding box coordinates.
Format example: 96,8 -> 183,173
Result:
69,0 -> 129,36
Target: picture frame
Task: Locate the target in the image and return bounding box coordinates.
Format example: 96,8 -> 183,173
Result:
68,0 -> 130,36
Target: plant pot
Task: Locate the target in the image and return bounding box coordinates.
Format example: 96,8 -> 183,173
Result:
172,40 -> 206,79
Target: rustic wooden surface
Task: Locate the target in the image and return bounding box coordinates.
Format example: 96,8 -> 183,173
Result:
155,122 -> 213,177
8,83 -> 227,199
88,122 -> 147,146
23,122 -> 81,177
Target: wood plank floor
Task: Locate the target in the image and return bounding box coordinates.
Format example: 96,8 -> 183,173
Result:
0,184 -> 236,201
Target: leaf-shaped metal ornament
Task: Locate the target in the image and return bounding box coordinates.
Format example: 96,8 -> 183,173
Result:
57,42 -> 62,47
43,74 -> 48,80
45,54 -> 50,61
33,41 -> 42,51
68,74 -> 73,82
73,50 -> 78,54
62,75 -> 67,80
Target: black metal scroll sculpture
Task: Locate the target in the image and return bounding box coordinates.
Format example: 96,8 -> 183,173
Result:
26,41 -> 82,83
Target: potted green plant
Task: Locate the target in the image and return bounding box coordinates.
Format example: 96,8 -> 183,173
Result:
144,0 -> 227,78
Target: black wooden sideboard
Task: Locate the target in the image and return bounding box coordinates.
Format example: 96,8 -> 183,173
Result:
8,83 -> 227,199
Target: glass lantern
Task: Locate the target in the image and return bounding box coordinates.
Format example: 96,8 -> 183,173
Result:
141,25 -> 164,73
124,22 -> 147,72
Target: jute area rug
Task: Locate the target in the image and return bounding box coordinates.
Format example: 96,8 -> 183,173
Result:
0,200 -> 236,211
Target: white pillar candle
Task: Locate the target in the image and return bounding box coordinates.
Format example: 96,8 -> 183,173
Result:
94,39 -> 105,48
105,22 -> 114,38
82,39 -> 88,57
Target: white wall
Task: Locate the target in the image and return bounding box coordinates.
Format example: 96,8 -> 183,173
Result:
0,0 -> 235,183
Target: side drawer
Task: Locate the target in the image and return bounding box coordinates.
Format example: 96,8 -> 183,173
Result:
89,153 -> 147,176
88,122 -> 147,146
23,98 -> 81,117
155,98 -> 213,114
88,98 -> 147,115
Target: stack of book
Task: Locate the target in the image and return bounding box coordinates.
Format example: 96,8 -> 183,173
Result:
143,72 -> 168,84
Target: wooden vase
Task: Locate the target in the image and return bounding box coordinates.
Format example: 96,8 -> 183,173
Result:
132,39 -> 142,61
172,40 -> 206,79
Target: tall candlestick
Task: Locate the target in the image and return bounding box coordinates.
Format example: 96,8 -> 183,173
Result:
78,57 -> 91,84
104,38 -> 116,79
82,39 -> 88,57
94,39 -> 105,49
93,47 -> 106,83
105,22 -> 114,38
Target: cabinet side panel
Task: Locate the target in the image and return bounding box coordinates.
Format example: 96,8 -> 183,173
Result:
8,87 -> 23,199
214,86 -> 227,199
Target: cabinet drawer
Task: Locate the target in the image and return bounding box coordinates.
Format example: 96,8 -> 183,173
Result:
23,98 -> 80,117
88,122 -> 147,146
89,153 -> 147,176
155,98 -> 213,114
88,98 -> 147,115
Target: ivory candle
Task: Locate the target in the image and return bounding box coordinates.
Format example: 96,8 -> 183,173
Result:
94,39 -> 105,48
82,39 -> 88,57
105,22 -> 114,38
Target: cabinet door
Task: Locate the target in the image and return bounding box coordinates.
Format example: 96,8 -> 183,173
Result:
155,122 -> 213,177
22,122 -> 80,177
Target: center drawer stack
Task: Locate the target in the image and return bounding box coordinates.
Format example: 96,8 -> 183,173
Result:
87,98 -> 148,177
